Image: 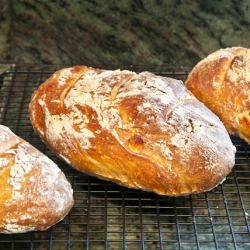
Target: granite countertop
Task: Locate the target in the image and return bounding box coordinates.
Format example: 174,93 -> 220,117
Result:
0,2 -> 250,249
0,0 -> 250,67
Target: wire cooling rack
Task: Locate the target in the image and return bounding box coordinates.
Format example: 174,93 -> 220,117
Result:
0,65 -> 249,250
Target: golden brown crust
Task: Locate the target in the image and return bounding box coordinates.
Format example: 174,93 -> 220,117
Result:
186,47 -> 250,143
0,125 -> 73,233
29,66 -> 236,196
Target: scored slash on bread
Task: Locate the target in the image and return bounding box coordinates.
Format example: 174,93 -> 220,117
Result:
29,66 -> 236,196
0,125 -> 73,233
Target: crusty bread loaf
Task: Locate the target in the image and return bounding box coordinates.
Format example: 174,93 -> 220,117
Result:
0,125 -> 73,233
186,47 -> 250,144
29,66 -> 236,196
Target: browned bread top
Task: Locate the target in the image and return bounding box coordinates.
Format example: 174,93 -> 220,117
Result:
29,66 -> 235,196
0,125 -> 73,233
186,47 -> 250,143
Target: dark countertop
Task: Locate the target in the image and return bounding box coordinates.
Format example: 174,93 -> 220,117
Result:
0,0 -> 250,68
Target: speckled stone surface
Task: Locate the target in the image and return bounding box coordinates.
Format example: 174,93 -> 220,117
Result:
0,0 -> 10,61
1,0 -> 250,67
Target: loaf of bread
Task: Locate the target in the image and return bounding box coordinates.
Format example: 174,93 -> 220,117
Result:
29,66 -> 236,196
186,47 -> 250,144
0,125 -> 73,233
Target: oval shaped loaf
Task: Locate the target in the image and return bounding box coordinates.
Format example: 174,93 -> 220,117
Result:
29,66 -> 236,196
0,125 -> 73,233
186,47 -> 250,144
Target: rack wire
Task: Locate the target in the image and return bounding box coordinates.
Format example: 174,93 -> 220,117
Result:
0,65 -> 249,250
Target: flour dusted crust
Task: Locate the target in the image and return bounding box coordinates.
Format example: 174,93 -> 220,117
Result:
186,47 -> 250,144
29,66 -> 236,196
0,125 -> 73,233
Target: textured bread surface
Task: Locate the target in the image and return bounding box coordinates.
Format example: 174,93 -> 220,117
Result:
0,125 -> 73,233
186,47 -> 250,144
29,66 -> 236,196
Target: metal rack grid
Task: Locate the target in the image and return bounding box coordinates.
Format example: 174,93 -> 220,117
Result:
0,65 -> 249,250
